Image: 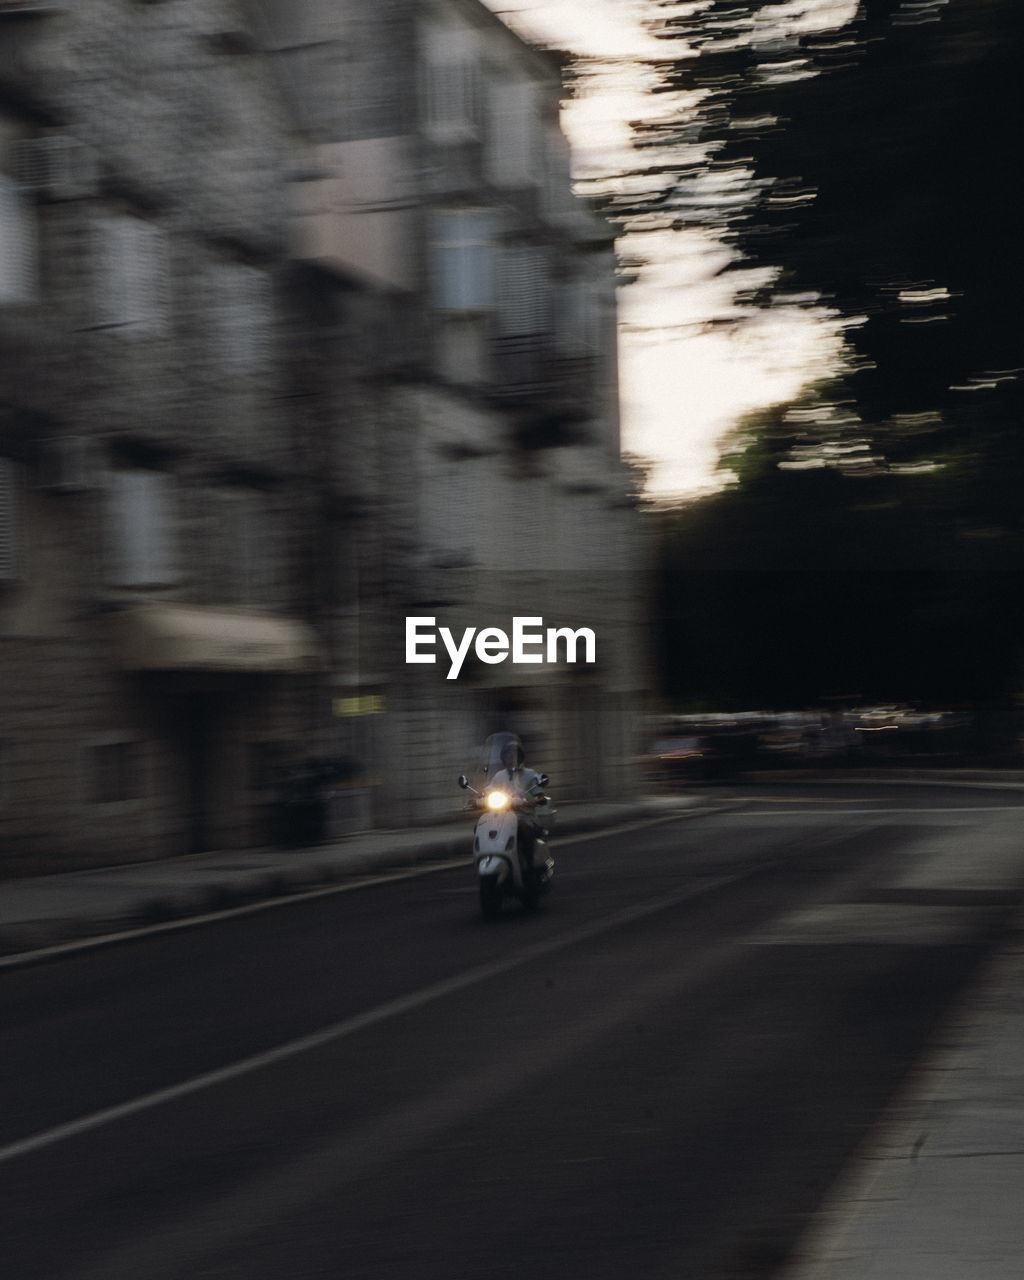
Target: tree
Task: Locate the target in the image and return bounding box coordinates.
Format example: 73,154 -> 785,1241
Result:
610,1 -> 1024,720
617,0 -> 1022,497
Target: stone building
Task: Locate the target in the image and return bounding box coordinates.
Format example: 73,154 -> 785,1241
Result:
1,0 -> 327,871
0,0 -> 650,873
263,0 -> 652,824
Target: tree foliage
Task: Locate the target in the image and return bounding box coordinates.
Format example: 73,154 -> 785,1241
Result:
625,0 -> 1024,713
628,0 -> 1023,486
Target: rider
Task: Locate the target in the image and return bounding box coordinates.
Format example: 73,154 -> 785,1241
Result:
491,738 -> 549,867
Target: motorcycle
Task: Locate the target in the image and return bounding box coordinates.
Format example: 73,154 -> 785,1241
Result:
458,733 -> 555,919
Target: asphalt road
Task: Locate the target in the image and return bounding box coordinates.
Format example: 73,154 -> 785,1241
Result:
3,782 -> 1022,1280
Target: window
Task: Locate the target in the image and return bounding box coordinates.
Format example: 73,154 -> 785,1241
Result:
494,248 -> 552,389
213,263 -> 273,376
421,25 -> 482,140
485,79 -> 538,189
94,214 -> 170,336
428,210 -> 497,311
0,457 -> 19,581
0,172 -> 36,303
497,247 -> 551,337
91,740 -> 141,805
105,469 -> 175,587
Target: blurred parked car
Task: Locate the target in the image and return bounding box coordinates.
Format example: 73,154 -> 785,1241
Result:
647,735 -> 723,784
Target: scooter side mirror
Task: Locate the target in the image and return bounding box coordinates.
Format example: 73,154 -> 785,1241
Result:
458,775 -> 469,789
537,773 -> 549,787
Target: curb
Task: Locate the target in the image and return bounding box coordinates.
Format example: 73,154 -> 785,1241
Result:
0,800 -> 705,968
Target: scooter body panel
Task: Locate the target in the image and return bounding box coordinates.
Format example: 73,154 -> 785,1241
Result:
476,854 -> 512,880
474,810 -> 523,891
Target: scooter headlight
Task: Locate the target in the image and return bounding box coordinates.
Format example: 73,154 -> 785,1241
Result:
486,790 -> 510,811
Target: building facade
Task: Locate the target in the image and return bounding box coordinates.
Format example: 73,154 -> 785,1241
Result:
0,0 -> 329,871
0,0 -> 650,874
267,0 -> 652,824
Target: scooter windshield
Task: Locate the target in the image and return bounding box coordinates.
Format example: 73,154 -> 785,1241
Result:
480,732 -> 523,780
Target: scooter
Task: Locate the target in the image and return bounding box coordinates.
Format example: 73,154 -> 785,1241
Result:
458,774 -> 555,919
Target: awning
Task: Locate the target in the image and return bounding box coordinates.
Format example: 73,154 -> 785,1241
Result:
114,604 -> 326,674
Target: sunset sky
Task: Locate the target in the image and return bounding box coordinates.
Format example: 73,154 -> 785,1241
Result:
487,0 -> 849,500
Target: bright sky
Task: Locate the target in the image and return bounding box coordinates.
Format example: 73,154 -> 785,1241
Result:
486,0 -> 850,501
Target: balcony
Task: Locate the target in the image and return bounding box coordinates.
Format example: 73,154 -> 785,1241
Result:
288,139 -> 416,293
490,337 -> 600,448
419,135 -> 486,200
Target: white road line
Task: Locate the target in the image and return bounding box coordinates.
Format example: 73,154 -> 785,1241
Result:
0,867 -> 741,1168
4,807 -> 1004,1163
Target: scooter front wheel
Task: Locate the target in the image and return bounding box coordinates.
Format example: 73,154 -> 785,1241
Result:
479,874 -> 504,920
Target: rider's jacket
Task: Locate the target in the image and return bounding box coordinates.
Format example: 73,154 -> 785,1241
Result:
493,764 -> 544,797
492,765 -> 551,830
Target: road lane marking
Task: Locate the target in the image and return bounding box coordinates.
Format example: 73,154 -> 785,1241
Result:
5,810 -> 1009,1166
0,820 -> 872,1169
0,864 -> 748,1168
54,912 -> 774,1280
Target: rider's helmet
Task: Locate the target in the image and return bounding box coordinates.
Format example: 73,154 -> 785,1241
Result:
500,741 -> 524,771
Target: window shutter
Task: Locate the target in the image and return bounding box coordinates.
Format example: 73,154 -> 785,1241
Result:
429,211 -> 496,311
422,26 -> 481,136
107,471 -> 174,586
94,217 -> 128,328
12,135 -> 97,200
218,265 -> 272,375
497,247 -> 549,337
486,80 -> 536,188
94,216 -> 169,335
425,62 -> 459,131
0,459 -> 18,580
0,174 -> 37,304
123,221 -> 147,331
136,220 -> 171,336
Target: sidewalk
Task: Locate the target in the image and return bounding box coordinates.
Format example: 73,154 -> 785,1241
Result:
771,767 -> 1024,1279
784,919 -> 1024,1280
0,794 -> 703,964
